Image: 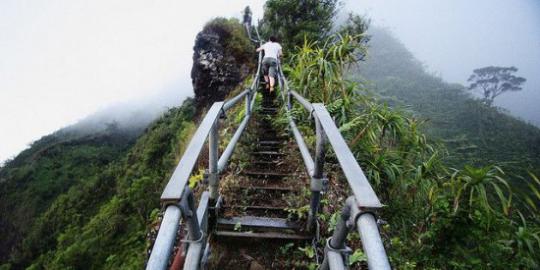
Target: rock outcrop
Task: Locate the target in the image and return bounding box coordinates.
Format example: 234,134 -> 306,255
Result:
191,18 -> 253,110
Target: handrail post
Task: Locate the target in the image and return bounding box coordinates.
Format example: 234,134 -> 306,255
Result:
208,120 -> 220,200
287,91 -> 292,110
246,90 -> 252,115
183,191 -> 210,270
308,115 -> 327,231
180,187 -> 202,242
321,197 -> 391,270
320,198 -> 354,270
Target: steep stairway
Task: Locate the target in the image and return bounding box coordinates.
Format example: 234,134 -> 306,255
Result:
208,88 -> 312,269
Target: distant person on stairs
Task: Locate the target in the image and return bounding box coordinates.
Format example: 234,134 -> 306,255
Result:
256,36 -> 282,93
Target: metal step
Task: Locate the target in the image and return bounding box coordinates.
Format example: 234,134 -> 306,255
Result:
221,205 -> 290,217
255,146 -> 280,152
248,161 -> 280,169
250,151 -> 285,156
217,216 -> 299,230
257,137 -> 284,142
242,171 -> 292,179
233,185 -> 297,192
215,231 -> 312,240
222,205 -> 288,212
257,140 -> 282,145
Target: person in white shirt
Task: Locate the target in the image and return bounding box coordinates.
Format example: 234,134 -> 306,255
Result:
256,36 -> 282,93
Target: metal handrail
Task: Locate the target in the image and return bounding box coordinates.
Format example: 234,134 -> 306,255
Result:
160,102 -> 223,202
276,61 -> 390,269
311,104 -> 381,208
149,18 -> 389,269
223,89 -> 249,111
276,62 -> 382,207
147,20 -> 265,270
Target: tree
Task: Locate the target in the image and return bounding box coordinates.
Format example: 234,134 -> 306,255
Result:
261,0 -> 338,52
467,66 -> 526,106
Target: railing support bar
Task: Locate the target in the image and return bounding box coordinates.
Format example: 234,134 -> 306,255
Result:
246,90 -> 252,115
217,113 -> 251,173
327,251 -> 347,270
290,90 -> 313,111
320,199 -> 353,270
287,91 -> 292,110
308,116 -> 327,231
180,187 -> 202,241
223,89 -> 249,111
208,120 -> 220,200
288,117 -> 314,174
183,192 -> 210,270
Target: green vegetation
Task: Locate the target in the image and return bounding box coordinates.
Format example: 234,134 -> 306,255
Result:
261,0 -> 338,51
284,29 -> 540,269
0,125 -> 138,266
0,100 -> 196,269
0,16 -> 255,269
266,0 -> 540,267
1,1 -> 538,269
203,17 -> 255,64
467,66 -> 526,106
355,27 -> 540,179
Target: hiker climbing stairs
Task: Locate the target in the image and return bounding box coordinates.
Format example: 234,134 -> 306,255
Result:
145,23 -> 391,270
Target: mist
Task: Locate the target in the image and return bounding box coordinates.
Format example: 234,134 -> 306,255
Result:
0,0 -> 266,163
343,0 -> 540,126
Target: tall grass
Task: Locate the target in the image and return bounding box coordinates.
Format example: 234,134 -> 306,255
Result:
283,32 -> 540,269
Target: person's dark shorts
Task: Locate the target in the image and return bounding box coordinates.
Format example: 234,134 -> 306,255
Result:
262,57 -> 278,77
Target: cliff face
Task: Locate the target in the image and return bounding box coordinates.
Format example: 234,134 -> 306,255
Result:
191,18 -> 254,110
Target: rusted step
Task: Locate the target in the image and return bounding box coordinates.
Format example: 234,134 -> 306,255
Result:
250,151 -> 284,156
233,185 -> 297,192
248,161 -> 280,169
222,205 -> 288,212
242,171 -> 292,179
257,126 -> 275,131
221,205 -> 290,217
257,137 -> 284,142
215,231 -> 312,240
257,140 -> 282,145
255,146 -> 280,152
250,160 -> 280,166
217,216 -> 300,230
257,131 -> 277,137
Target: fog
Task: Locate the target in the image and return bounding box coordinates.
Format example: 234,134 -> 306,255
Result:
344,0 -> 540,126
0,0 -> 265,163
2,1 -> 539,164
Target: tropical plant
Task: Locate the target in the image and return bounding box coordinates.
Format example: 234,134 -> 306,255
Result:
261,0 -> 338,51
450,165 -> 512,217
282,25 -> 540,269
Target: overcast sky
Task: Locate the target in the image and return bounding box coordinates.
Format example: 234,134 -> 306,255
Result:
344,0 -> 540,126
0,0 -> 265,163
1,0 -> 539,164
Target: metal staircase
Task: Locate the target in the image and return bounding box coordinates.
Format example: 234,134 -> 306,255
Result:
146,23 -> 391,270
